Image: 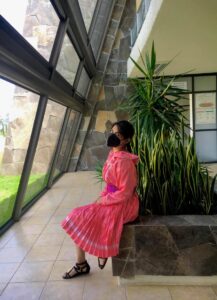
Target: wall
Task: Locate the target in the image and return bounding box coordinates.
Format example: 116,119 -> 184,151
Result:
72,0 -> 143,171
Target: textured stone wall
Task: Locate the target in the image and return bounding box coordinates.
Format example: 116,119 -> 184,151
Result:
72,0 -> 139,171
0,88 -> 65,176
112,215 -> 217,277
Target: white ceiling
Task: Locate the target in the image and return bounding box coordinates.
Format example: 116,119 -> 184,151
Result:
128,0 -> 217,77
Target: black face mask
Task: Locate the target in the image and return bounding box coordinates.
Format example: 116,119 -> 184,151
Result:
107,133 -> 121,147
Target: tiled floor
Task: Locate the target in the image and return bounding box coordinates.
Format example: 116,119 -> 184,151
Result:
0,171 -> 217,300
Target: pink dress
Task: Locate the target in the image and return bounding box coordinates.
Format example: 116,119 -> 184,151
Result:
61,150 -> 139,258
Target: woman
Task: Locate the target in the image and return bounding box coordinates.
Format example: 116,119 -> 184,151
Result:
61,120 -> 139,279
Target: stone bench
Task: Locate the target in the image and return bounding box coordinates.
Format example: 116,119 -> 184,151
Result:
112,215 -> 217,285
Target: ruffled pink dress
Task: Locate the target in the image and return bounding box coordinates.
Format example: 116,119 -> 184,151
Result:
61,150 -> 139,258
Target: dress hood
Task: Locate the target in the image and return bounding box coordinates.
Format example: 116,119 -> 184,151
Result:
112,151 -> 139,165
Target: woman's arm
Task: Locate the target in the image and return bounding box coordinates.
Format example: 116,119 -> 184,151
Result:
101,159 -> 137,206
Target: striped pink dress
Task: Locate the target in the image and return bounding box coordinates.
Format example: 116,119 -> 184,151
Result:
61,150 -> 139,258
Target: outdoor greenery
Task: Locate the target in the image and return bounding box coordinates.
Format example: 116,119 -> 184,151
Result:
0,174 -> 46,226
123,42 -> 217,215
0,118 -> 7,137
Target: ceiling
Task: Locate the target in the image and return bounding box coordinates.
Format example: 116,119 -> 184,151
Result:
128,0 -> 217,77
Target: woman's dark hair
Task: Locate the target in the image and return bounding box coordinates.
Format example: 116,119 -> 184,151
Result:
111,120 -> 134,152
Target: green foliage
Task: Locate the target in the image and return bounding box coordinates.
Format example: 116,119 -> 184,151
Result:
121,43 -> 189,148
138,129 -> 217,215
0,174 -> 46,227
122,42 -> 217,215
0,119 -> 7,137
95,160 -> 103,183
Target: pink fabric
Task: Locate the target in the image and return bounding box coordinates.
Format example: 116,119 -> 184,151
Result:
61,150 -> 139,258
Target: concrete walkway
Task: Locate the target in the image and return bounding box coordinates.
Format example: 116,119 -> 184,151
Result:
0,171 -> 217,299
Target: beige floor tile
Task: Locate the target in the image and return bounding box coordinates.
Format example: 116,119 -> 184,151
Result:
0,283 -> 7,295
58,199 -> 81,209
53,207 -> 72,216
4,234 -> 39,248
0,232 -> 14,248
11,261 -> 54,282
62,235 -> 74,247
126,286 -> 172,300
213,286 -> 217,296
83,280 -> 126,300
24,245 -> 61,262
24,216 -> 51,225
40,281 -> 84,300
0,263 -> 20,283
12,224 -> 46,235
56,245 -> 76,261
48,215 -> 66,224
169,286 -> 217,300
0,282 -> 45,300
32,210 -> 56,217
0,247 -> 29,263
42,223 -> 64,235
34,233 -> 65,247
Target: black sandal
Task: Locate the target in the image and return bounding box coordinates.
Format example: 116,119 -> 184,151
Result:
62,260 -> 90,279
98,257 -> 108,269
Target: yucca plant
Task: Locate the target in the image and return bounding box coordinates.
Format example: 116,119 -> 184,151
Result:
121,42 -> 189,150
122,42 -> 217,215
138,129 -> 217,215
95,160 -> 103,184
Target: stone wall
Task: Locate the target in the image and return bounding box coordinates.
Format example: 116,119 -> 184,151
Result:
112,215 -> 217,278
71,0 -> 139,171
71,0 -> 151,171
0,88 -> 66,176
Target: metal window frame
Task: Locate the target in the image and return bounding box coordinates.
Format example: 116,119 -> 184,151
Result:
0,0 -> 116,231
64,113 -> 83,172
13,95 -> 48,221
47,108 -> 71,188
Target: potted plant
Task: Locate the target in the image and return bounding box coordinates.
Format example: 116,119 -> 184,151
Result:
111,43 -> 217,281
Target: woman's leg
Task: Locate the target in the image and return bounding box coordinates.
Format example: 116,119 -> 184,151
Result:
74,244 -> 86,263
62,244 -> 90,279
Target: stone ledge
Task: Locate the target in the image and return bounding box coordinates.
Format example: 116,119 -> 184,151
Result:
118,275 -> 217,286
112,215 -> 217,279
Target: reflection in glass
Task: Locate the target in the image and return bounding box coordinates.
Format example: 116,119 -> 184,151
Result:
78,0 -> 98,32
77,68 -> 91,97
173,77 -> 192,92
0,80 -> 39,227
23,100 -> 66,207
56,34 -> 80,86
53,110 -> 77,179
196,131 -> 217,162
195,93 -> 216,130
0,0 -> 59,61
194,76 -> 216,92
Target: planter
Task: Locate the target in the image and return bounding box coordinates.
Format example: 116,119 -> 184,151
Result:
112,215 -> 217,282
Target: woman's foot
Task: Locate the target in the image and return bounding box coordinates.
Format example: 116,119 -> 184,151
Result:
98,257 -> 108,269
62,260 -> 90,279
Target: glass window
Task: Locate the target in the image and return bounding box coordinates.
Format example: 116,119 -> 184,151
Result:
0,0 -> 59,61
194,76 -> 216,91
22,100 -> 66,207
0,79 -> 39,227
173,77 -> 192,92
195,93 -> 216,130
195,131 -> 217,162
77,68 -> 91,97
78,0 -> 98,32
56,34 -> 80,86
53,110 -> 77,179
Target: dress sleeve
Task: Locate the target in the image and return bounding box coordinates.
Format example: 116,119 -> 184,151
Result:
101,159 -> 137,205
